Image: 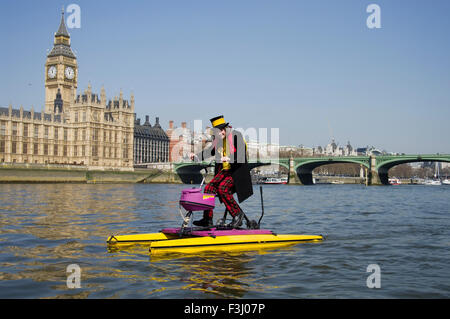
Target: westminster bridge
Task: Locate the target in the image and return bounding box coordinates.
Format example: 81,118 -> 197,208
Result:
172,154 -> 450,185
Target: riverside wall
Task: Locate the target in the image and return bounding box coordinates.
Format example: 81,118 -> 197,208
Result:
0,164 -> 184,184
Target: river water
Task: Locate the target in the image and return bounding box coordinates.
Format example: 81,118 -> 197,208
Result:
0,183 -> 448,298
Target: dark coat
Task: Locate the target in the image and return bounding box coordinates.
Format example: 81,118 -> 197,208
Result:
197,129 -> 253,203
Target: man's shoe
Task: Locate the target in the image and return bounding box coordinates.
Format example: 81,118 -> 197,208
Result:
193,217 -> 213,227
228,211 -> 245,228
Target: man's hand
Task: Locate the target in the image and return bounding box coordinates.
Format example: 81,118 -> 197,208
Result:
190,153 -> 197,161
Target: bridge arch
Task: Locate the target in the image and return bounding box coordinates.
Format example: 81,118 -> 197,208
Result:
375,155 -> 450,185
292,158 -> 370,185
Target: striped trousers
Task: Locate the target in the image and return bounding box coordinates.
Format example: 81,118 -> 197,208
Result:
203,169 -> 242,219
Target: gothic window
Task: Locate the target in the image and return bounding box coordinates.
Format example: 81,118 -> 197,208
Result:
0,121 -> 5,136
12,123 -> 18,137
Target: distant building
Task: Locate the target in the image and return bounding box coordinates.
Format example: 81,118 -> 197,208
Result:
325,139 -> 338,156
368,148 -> 383,156
278,139 -> 391,158
247,140 -> 280,161
133,116 -> 169,164
279,145 -> 312,157
354,146 -> 386,156
166,121 -> 194,162
344,141 -> 354,156
355,147 -> 368,156
313,146 -> 323,156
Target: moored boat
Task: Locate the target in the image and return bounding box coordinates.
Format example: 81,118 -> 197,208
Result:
263,177 -> 288,184
424,179 -> 442,186
389,178 -> 401,185
423,163 -> 443,185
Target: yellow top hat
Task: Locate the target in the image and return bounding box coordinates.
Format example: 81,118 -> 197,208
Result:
210,115 -> 229,129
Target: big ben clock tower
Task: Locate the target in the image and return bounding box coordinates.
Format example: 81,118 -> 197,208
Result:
45,10 -> 78,114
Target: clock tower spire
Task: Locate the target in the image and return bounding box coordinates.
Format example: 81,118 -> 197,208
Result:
45,8 -> 78,114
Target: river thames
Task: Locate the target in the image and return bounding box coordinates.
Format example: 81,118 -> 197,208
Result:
0,183 -> 448,298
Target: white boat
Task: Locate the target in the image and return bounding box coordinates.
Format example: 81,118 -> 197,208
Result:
442,179 -> 450,185
389,178 -> 401,185
424,179 -> 442,186
263,177 -> 288,184
423,163 -> 443,185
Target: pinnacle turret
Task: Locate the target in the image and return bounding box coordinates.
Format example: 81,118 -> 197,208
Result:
55,8 -> 70,38
48,9 -> 75,58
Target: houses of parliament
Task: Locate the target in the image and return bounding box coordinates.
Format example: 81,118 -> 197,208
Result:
0,11 -> 170,170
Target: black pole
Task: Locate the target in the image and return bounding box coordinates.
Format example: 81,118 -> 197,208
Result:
258,186 -> 264,227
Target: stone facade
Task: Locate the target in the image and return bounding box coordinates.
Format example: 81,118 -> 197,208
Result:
134,116 -> 170,164
0,11 -> 134,170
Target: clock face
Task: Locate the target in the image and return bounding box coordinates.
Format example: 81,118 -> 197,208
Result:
48,66 -> 57,79
65,67 -> 75,80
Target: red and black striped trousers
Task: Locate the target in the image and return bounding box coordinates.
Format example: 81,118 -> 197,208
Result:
203,169 -> 242,219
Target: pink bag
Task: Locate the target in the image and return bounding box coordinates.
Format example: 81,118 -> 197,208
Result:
179,188 -> 215,211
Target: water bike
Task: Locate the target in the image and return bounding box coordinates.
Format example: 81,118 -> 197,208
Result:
107,169 -> 323,254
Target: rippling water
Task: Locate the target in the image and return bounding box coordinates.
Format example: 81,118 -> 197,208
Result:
0,183 -> 449,298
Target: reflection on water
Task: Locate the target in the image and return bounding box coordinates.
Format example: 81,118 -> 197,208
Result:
107,242 -> 303,298
0,183 -> 449,298
149,253 -> 257,297
0,184 -> 141,298
1,184 -> 139,240
1,183 -> 296,298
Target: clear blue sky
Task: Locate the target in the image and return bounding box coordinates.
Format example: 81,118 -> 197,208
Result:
1,0 -> 449,154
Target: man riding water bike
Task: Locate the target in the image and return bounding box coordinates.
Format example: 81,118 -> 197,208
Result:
190,115 -> 253,228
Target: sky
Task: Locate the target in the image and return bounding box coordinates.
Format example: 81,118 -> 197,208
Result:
0,0 -> 449,154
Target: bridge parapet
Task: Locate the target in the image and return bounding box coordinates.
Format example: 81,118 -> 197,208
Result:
375,154 -> 450,170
